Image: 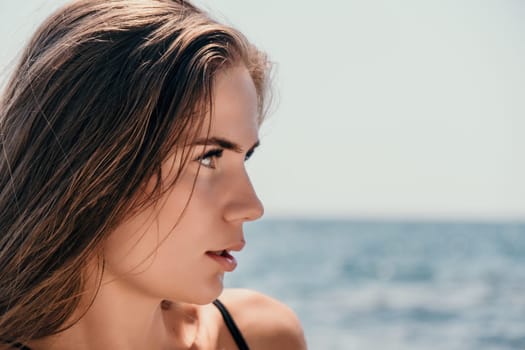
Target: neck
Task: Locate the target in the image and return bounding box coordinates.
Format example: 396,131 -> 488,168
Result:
29,272 -> 202,350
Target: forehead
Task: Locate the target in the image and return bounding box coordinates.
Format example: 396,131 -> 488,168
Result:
206,65 -> 259,141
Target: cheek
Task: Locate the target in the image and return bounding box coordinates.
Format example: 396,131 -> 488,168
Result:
100,170 -> 229,302
102,190 -> 188,274
161,173 -> 221,238
103,207 -> 165,276
103,169 -> 216,274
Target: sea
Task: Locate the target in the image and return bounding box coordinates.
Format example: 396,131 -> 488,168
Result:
223,219 -> 525,350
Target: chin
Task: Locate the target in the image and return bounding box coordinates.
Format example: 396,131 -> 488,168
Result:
178,274 -> 224,305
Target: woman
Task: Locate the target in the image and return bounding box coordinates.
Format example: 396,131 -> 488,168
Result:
0,0 -> 306,349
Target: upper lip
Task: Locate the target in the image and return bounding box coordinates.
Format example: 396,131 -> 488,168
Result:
208,240 -> 246,253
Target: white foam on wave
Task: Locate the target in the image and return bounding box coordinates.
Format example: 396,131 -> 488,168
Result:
309,282 -> 489,313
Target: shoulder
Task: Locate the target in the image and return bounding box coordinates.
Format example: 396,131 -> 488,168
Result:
217,288 -> 307,350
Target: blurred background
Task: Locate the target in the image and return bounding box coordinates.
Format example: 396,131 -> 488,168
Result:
1,1 -> 524,349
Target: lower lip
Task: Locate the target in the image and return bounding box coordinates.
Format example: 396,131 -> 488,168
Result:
205,251 -> 237,272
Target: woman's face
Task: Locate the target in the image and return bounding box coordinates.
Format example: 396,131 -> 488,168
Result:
102,65 -> 264,305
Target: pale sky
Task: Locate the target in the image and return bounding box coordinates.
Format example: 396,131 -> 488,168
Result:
1,0 -> 524,221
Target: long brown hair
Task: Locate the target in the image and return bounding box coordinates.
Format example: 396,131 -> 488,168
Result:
0,0 -> 270,344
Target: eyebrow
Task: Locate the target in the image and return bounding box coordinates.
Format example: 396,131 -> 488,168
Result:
190,137 -> 260,153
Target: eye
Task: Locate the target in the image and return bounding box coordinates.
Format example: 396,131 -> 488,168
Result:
195,148 -> 223,169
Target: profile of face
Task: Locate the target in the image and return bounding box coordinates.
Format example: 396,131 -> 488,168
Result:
102,65 -> 264,305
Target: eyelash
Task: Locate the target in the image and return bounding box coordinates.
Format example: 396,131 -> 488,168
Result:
244,149 -> 254,161
195,148 -> 255,169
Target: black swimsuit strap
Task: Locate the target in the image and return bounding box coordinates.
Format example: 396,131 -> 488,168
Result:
212,299 -> 250,350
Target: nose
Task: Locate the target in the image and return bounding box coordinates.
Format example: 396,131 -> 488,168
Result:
222,170 -> 264,223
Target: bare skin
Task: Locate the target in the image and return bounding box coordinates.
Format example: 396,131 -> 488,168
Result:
216,289 -> 307,350
27,288 -> 306,350
140,288 -> 307,349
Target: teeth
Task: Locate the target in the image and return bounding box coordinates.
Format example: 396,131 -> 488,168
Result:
210,250 -> 225,256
